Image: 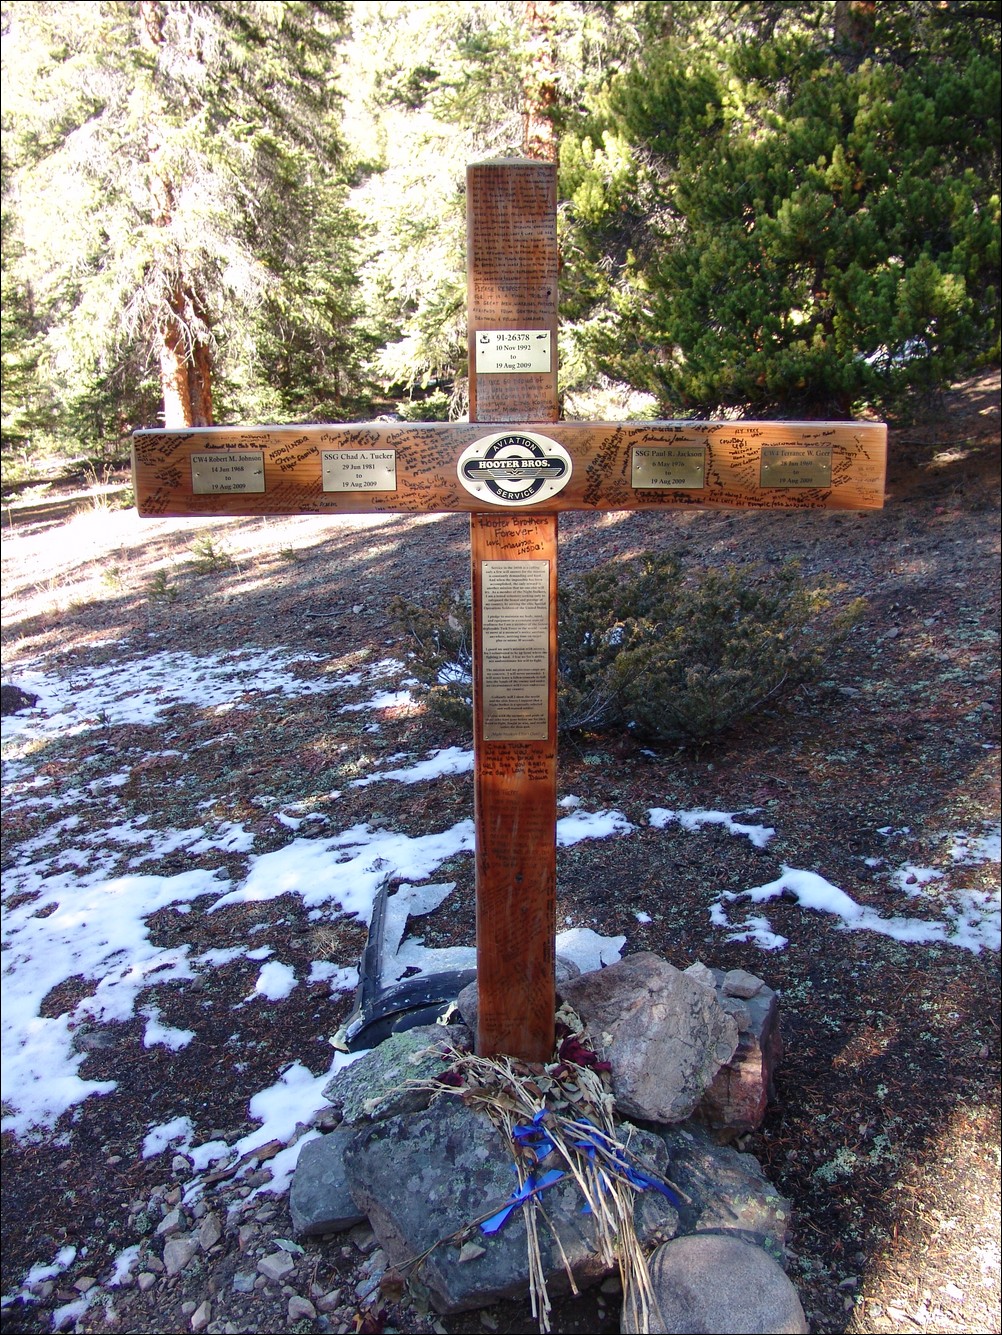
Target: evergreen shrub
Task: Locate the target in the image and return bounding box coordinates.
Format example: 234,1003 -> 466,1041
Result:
392,555 -> 865,745
397,390 -> 453,421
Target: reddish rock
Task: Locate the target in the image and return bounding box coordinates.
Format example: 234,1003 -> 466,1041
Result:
694,970 -> 782,1138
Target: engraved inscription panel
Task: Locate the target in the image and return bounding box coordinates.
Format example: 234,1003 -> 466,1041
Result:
467,161 -> 558,424
632,445 -> 707,490
475,330 -> 552,375
321,450 -> 396,492
481,560 -> 550,741
134,421 -> 886,517
760,445 -> 833,489
191,452 -> 265,494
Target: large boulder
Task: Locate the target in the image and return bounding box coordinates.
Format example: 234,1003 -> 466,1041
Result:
622,1233 -> 808,1334
560,953 -> 739,1124
343,1097 -> 678,1314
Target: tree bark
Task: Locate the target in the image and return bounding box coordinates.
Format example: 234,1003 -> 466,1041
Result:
158,289 -> 214,429
833,1 -> 875,63
522,0 -> 558,162
139,0 -> 214,428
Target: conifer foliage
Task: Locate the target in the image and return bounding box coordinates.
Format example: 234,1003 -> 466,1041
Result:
1,2 -> 998,454
560,1 -> 1000,416
1,0 -> 364,439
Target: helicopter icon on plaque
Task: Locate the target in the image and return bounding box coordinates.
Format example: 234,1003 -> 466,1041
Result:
475,329 -> 552,375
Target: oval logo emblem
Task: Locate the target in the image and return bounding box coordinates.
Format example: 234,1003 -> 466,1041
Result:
457,431 -> 572,506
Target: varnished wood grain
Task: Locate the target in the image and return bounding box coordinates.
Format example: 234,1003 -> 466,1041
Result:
468,160 -> 559,1062
132,419 -> 887,518
467,160 -> 558,424
471,513 -> 558,1061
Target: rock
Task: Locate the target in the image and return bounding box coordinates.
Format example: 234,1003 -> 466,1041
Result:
655,1121 -> 791,1258
322,1026 -> 470,1125
344,1096 -> 677,1314
198,1212 -> 222,1251
348,1222 -> 379,1254
621,1234 -> 808,1334
457,956 -> 581,1036
288,1296 -> 317,1321
137,1273 -> 157,1293
694,970 -> 781,1138
290,1129 -> 367,1236
162,1236 -> 198,1277
156,1207 -> 185,1237
683,962 -> 717,991
257,1251 -> 296,1282
190,1299 -> 211,1331
722,969 -> 765,1000
560,953 -> 739,1124
231,1273 -> 256,1294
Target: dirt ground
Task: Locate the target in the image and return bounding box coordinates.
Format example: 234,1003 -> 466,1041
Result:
1,371 -> 999,1334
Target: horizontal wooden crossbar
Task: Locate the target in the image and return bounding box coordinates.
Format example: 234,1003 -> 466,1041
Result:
132,420 -> 886,517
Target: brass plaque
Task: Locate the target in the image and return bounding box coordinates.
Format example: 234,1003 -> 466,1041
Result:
481,560 -> 550,741
321,450 -> 397,492
191,451 -> 265,494
631,445 -> 706,490
760,445 -> 832,489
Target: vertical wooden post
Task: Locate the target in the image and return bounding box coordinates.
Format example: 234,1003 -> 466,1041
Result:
467,159 -> 559,1061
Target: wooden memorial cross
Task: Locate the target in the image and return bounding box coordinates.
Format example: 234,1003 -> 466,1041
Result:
132,158 -> 887,1064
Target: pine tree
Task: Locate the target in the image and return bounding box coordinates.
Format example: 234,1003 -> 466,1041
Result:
2,1 -> 364,435
559,1 -> 1001,416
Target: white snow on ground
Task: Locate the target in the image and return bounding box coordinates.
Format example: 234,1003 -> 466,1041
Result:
556,808 -> 634,845
0,649 -> 361,747
649,806 -> 775,848
350,745 -> 475,787
0,650 -> 636,1145
2,644 -> 999,1286
711,864 -> 1001,954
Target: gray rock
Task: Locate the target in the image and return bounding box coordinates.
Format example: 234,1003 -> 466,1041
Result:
322,1025 -> 470,1125
457,956 -> 581,1037
156,1207 -> 185,1237
162,1236 -> 198,1277
695,971 -> 781,1138
344,1097 -> 678,1314
683,962 -> 717,991
722,969 -> 765,1000
190,1299 -> 211,1332
655,1121 -> 791,1259
198,1212 -> 222,1251
290,1129 -> 367,1236
621,1233 -> 808,1334
560,953 -> 739,1124
258,1250 -> 296,1282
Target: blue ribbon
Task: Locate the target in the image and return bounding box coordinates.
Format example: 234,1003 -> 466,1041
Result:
481,1168 -> 565,1235
480,1115 -> 681,1234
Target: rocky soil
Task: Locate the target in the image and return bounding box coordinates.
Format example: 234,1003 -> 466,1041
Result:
1,371 -> 999,1334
